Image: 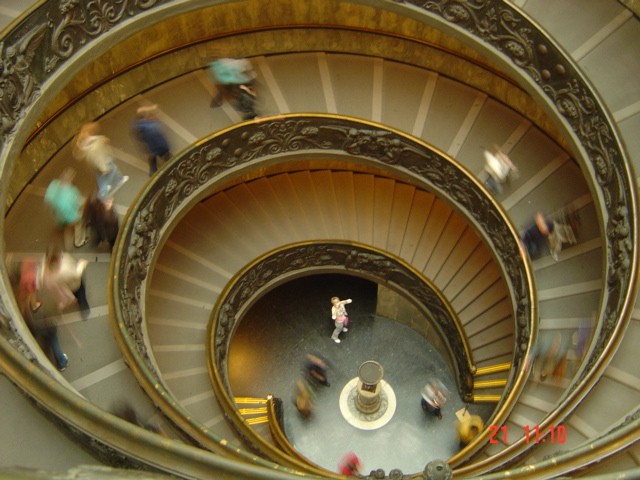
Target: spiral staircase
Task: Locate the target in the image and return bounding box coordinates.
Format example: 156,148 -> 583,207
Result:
1,1 -> 639,479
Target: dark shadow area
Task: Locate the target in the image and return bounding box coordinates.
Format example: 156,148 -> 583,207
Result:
229,274 -> 377,396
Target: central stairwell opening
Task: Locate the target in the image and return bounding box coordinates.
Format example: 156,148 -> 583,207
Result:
228,274 -> 490,473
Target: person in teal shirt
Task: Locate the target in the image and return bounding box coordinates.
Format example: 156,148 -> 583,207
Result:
45,168 -> 84,226
208,58 -> 259,120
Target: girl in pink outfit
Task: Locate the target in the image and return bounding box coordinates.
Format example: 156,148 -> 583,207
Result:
330,296 -> 352,344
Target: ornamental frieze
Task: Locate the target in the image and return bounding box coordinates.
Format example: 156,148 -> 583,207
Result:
0,24 -> 46,139
117,116 -> 532,382
47,0 -> 162,72
0,0 -> 163,144
211,243 -> 475,400
394,0 -> 636,426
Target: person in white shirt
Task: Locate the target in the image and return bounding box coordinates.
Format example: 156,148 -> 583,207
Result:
42,247 -> 90,319
74,122 -> 128,200
483,144 -> 518,195
330,296 -> 352,344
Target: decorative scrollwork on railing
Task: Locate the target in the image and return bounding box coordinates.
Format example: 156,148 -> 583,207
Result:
46,0 -> 162,72
0,2 -> 631,397
116,117 -> 531,391
112,116 -> 532,466
423,1 -> 536,73
0,0 -> 161,144
210,243 -> 475,397
1,320 -> 36,363
0,0 -> 635,476
0,24 -> 47,139
405,0 -> 636,388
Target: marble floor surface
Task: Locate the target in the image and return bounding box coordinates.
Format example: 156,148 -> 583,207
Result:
229,274 -> 494,475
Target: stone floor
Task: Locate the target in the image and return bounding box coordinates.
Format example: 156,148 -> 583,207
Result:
228,274 -> 494,475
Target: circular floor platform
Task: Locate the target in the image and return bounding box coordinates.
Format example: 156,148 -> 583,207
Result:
338,378 -> 397,430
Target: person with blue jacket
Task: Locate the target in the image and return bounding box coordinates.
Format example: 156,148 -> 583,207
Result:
132,104 -> 172,176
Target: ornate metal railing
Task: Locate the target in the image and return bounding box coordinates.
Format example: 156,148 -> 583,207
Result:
112,113 -> 533,474
209,243 -> 475,396
397,0 -> 638,473
0,0 -> 636,478
206,241 -> 477,455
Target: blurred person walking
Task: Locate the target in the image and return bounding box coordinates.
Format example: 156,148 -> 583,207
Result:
456,412 -> 484,447
28,320 -> 69,371
421,379 -> 450,420
338,452 -> 362,476
304,353 -> 330,387
132,104 -> 172,176
482,145 -> 518,195
8,256 -> 38,313
294,378 -> 314,421
42,246 -> 90,319
74,122 -> 128,200
521,212 -> 554,260
208,58 -> 259,120
44,167 -> 86,249
82,192 -> 120,250
13,256 -> 69,370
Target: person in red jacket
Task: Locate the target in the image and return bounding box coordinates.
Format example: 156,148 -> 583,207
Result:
338,452 -> 362,476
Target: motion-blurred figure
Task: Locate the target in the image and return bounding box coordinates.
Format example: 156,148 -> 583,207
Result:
483,145 -> 518,195
547,204 -> 579,261
521,212 -> 554,260
533,331 -> 570,383
522,206 -> 580,261
294,378 -> 314,421
456,412 -> 484,447
132,104 -> 172,176
421,379 -> 450,420
82,193 -> 120,250
30,320 -> 68,371
74,122 -> 128,200
16,257 -> 42,314
44,168 -> 86,249
338,452 -> 362,476
12,256 -> 69,371
42,246 -> 90,319
304,353 -> 330,387
208,58 -> 259,120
